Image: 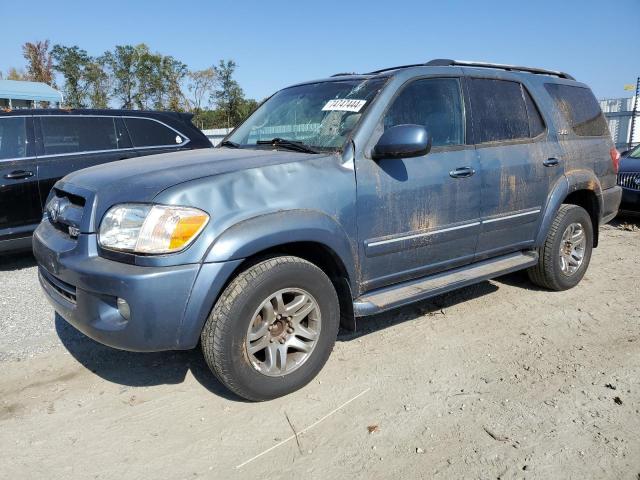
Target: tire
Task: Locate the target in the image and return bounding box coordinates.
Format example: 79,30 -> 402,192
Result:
201,256 -> 340,401
527,204 -> 594,291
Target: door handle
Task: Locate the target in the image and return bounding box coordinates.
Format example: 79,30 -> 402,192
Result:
543,157 -> 560,167
4,170 -> 34,180
449,166 -> 475,179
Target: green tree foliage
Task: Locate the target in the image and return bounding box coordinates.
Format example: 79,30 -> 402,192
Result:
213,60 -> 246,128
13,40 -> 259,127
51,45 -> 92,107
51,45 -> 110,109
102,45 -> 139,109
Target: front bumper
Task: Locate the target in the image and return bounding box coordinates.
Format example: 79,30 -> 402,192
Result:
620,187 -> 640,212
33,219 -> 241,352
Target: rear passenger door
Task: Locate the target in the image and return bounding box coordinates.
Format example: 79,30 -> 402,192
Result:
123,117 -> 191,156
467,77 -> 564,260
0,116 -> 41,236
35,115 -> 137,204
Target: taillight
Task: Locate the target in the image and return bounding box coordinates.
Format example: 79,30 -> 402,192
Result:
610,147 -> 620,173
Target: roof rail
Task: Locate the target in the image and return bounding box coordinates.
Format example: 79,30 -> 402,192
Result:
330,72 -> 358,77
365,59 -> 575,80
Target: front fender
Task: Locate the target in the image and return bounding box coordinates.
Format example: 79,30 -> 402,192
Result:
204,209 -> 357,283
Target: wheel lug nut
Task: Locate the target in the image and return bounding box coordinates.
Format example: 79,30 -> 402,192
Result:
276,314 -> 282,320
287,327 -> 294,334
279,338 -> 285,344
269,338 -> 274,343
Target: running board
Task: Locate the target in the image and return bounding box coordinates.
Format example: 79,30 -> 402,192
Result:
353,251 -> 538,316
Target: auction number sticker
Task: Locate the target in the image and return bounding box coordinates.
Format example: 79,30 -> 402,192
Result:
322,99 -> 367,112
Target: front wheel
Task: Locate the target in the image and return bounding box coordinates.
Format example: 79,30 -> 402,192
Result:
201,256 -> 340,401
527,204 -> 593,291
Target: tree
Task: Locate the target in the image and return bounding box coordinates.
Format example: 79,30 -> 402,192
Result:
22,40 -> 54,85
187,67 -> 216,127
5,67 -> 28,81
103,45 -> 139,109
85,59 -> 110,109
51,45 -> 92,107
212,60 -> 246,128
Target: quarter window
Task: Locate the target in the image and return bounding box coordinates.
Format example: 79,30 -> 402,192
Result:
0,117 -> 28,160
383,78 -> 465,147
544,84 -> 609,137
40,116 -> 120,155
467,78 -> 530,143
523,87 -> 545,137
124,118 -> 185,148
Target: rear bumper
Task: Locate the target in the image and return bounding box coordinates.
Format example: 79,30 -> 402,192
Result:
600,185 -> 622,224
33,219 -> 241,352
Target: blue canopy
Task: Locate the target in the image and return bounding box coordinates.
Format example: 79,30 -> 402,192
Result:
0,79 -> 63,103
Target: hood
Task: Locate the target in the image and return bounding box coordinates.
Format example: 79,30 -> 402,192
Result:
64,147 -> 324,196
619,154 -> 640,173
58,147 -> 332,232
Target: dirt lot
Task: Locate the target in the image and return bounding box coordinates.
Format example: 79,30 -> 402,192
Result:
1,217 -> 639,480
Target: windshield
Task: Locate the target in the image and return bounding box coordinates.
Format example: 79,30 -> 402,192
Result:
227,78 -> 387,151
629,144 -> 640,158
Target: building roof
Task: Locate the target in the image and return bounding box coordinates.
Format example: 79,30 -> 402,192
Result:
0,79 -> 63,103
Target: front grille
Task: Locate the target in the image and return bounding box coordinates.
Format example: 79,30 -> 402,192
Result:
39,267 -> 77,304
46,188 -> 86,238
618,172 -> 640,191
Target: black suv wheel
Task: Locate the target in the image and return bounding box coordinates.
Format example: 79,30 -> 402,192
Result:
528,204 -> 593,291
201,256 -> 340,401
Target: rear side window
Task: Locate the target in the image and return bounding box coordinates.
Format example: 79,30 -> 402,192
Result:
0,117 -> 28,160
124,118 -> 186,148
40,116 -> 120,155
544,84 -> 609,136
467,78 -> 530,143
383,77 -> 465,147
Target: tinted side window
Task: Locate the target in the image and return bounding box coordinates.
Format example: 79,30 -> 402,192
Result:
124,118 -> 185,148
468,78 -> 529,143
523,87 -> 545,137
41,116 -> 119,155
0,117 -> 28,160
544,84 -> 608,136
383,78 -> 464,147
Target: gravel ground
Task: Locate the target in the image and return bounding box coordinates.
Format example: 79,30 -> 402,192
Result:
0,216 -> 639,479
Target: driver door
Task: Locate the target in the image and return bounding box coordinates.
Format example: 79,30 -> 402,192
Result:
355,77 -> 482,291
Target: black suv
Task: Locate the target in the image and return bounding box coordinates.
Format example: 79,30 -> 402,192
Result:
0,109 -> 211,252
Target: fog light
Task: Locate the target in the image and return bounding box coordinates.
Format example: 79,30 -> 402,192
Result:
117,298 -> 131,320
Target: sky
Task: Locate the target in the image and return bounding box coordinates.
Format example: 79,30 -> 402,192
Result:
1,0 -> 638,101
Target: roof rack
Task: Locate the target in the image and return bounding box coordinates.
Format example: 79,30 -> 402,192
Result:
365,59 -> 575,80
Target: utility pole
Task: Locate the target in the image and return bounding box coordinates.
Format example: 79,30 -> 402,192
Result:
629,76 -> 640,151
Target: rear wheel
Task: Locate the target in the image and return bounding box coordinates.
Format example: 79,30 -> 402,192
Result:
201,256 -> 339,401
527,204 -> 593,291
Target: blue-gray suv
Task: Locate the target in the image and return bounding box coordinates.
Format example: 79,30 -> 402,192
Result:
33,59 -> 622,400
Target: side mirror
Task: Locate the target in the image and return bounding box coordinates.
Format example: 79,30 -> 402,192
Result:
371,124 -> 432,160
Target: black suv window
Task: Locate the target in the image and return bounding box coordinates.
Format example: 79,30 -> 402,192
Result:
468,78 -> 532,143
0,117 -> 28,160
544,84 -> 609,137
124,118 -> 185,148
40,116 -> 120,155
383,78 -> 464,147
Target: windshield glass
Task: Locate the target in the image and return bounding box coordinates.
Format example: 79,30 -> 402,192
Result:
227,78 -> 387,151
629,144 -> 640,158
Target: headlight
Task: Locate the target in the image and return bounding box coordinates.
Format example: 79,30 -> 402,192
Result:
98,203 -> 209,254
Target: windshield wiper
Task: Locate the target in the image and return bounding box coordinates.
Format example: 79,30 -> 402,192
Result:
220,140 -> 241,148
256,138 -> 319,154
